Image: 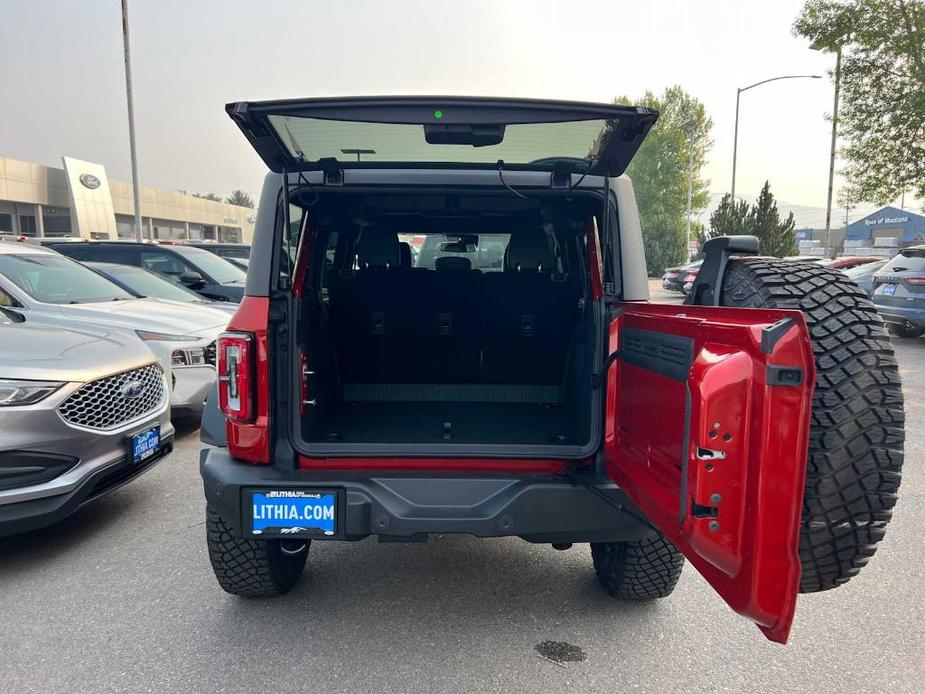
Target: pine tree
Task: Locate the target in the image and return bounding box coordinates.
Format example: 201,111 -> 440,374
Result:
750,181 -> 796,257
709,194 -> 751,237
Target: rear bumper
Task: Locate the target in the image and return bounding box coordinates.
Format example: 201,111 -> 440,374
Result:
874,303 -> 925,327
0,437 -> 173,538
200,448 -> 653,544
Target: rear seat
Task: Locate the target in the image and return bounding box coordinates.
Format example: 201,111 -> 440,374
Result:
331,230 -> 407,382
427,256 -> 482,382
481,232 -> 579,384
332,229 -> 578,387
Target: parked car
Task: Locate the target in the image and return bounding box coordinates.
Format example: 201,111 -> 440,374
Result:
872,245 -> 925,337
662,260 -> 701,293
86,262 -> 237,313
224,256 -> 249,271
0,243 -> 228,418
816,256 -> 882,270
43,240 -> 246,303
844,259 -> 887,298
200,96 -> 903,645
782,255 -> 827,262
198,242 -> 251,261
0,312 -> 173,536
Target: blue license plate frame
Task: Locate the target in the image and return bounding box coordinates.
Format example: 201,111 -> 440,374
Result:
245,489 -> 339,538
130,426 -> 160,464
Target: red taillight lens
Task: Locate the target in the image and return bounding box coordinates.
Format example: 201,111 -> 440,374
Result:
904,277 -> 925,286
684,272 -> 697,282
218,332 -> 255,422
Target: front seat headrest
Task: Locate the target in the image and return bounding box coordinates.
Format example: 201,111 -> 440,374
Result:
504,232 -> 554,272
357,230 -> 399,269
398,242 -> 412,269
434,256 -> 472,271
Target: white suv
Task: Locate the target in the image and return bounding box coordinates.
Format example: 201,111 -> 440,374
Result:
0,241 -> 229,418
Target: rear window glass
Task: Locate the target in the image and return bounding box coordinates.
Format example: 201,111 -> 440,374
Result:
415,234 -> 510,271
268,116 -> 607,168
886,249 -> 925,271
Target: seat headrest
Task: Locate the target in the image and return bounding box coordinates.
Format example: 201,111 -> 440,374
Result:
504,233 -> 554,272
398,242 -> 412,269
434,256 -> 472,271
357,230 -> 399,269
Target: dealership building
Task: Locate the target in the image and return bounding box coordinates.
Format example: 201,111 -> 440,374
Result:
843,205 -> 925,248
0,155 -> 255,243
794,205 -> 924,257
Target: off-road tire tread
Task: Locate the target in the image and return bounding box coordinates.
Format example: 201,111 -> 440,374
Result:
720,258 -> 904,593
591,535 -> 685,600
206,507 -> 308,597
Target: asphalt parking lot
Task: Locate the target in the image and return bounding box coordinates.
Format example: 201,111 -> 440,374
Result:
1,284 -> 922,694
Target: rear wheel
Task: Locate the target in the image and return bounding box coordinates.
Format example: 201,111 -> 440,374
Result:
591,534 -> 684,600
206,506 -> 309,596
719,258 -> 904,592
888,322 -> 924,339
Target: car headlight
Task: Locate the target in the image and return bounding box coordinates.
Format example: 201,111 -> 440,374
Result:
0,378 -> 65,406
171,347 -> 207,367
136,330 -> 199,342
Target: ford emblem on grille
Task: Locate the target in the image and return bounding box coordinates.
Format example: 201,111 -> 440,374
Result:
122,380 -> 145,399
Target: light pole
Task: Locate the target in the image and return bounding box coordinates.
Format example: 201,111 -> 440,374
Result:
121,0 -> 143,242
811,38 -> 844,253
731,74 -> 822,202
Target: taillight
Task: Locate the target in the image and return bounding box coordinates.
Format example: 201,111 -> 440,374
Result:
218,332 -> 254,422
904,277 -> 925,286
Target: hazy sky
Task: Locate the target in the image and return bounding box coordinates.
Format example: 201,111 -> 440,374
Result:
0,0 -> 870,225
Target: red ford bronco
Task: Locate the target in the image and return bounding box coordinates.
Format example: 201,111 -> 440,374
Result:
200,97 -> 904,643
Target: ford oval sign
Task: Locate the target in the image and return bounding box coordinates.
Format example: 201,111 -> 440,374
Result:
79,173 -> 101,190
122,380 -> 145,400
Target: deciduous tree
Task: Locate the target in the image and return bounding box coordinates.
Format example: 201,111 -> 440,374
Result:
794,0 -> 925,204
615,86 -> 713,275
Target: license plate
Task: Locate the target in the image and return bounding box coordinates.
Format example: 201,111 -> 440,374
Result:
883,283 -> 897,295
130,426 -> 160,463
249,490 -> 337,537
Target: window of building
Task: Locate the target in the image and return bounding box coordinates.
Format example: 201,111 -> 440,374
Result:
0,214 -> 12,233
18,215 -> 36,237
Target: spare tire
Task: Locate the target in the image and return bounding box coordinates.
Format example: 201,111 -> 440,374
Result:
719,258 -> 905,593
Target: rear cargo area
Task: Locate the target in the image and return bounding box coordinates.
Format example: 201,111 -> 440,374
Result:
293,192 -> 602,454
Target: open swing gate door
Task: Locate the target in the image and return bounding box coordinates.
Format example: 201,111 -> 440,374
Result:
605,303 -> 815,643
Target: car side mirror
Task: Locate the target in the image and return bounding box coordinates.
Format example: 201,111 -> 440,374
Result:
0,306 -> 25,323
179,270 -> 205,288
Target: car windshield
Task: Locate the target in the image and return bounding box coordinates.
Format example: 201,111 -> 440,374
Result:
845,260 -> 886,278
215,247 -> 250,259
94,264 -> 204,303
172,246 -> 246,284
0,253 -> 132,304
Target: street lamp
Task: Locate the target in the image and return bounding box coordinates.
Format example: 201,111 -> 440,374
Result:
811,37 -> 845,253
731,74 -> 822,202
120,0 -> 143,242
